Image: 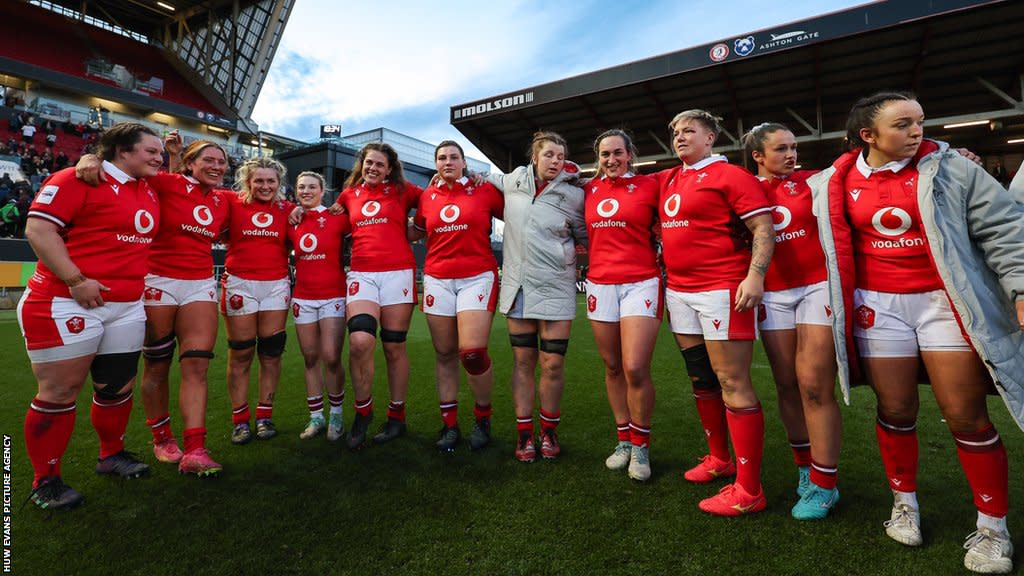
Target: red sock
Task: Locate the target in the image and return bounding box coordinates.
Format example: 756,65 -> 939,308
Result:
440,401 -> 458,428
387,401 -> 406,421
629,422 -> 650,448
25,399 -> 76,486
616,421 -> 631,442
790,440 -> 812,467
876,419 -> 918,492
810,460 -> 839,490
539,409 -> 560,433
91,391 -> 134,459
255,402 -> 273,421
146,413 -> 172,443
182,427 -> 206,454
954,426 -> 1008,518
355,397 -> 373,417
693,389 -> 730,461
726,405 -> 764,495
232,403 -> 250,425
473,403 -> 492,420
516,416 -> 533,436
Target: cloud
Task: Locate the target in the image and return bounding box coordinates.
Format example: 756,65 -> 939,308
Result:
252,0 -> 865,168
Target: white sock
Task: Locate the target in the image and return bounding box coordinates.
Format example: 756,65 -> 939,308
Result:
977,512 -> 1009,534
894,490 -> 919,511
309,409 -> 324,419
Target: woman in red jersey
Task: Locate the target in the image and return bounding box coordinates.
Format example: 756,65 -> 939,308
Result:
584,129 -> 660,482
288,171 -> 350,442
655,109 -> 775,516
484,131 -> 586,463
335,143 -> 422,449
741,123 -> 840,519
75,132 -> 230,476
222,157 -> 294,444
410,141 -> 503,452
19,123 -> 162,509
810,92 -> 1024,573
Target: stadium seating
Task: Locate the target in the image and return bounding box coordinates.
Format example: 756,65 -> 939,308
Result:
1,2 -> 217,113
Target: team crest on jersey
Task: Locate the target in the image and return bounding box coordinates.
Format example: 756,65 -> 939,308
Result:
855,305 -> 875,329
587,294 -> 597,313
696,172 -> 708,183
905,177 -> 916,189
144,287 -> 163,301
784,181 -> 799,196
349,282 -> 359,296
292,303 -> 300,318
229,294 -> 244,310
425,294 -> 435,307
626,183 -> 636,193
211,194 -> 221,206
65,316 -> 85,334
317,216 -> 327,229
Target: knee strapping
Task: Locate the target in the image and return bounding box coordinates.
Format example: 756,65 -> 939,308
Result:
142,332 -> 176,362
509,332 -> 538,349
540,338 -> 569,356
347,313 -> 378,336
257,331 -> 286,357
91,351 -> 141,391
380,329 -> 407,343
180,349 -> 215,361
228,338 -> 257,350
459,348 -> 492,375
681,344 -> 720,390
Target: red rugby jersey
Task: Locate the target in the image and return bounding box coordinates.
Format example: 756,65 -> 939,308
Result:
27,164 -> 160,301
761,170 -> 827,291
844,158 -> 941,293
584,173 -> 659,284
224,192 -> 294,280
413,177 -> 502,279
146,172 -> 230,280
338,180 -> 421,272
287,206 -> 349,299
656,158 -> 771,292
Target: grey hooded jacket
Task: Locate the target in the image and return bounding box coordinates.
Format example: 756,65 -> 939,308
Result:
488,164 -> 587,320
809,140 -> 1024,430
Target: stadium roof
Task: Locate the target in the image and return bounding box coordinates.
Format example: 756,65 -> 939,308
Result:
36,0 -> 293,126
451,0 -> 1024,173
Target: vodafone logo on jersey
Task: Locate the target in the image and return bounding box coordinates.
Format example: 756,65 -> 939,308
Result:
361,201 -> 382,217
439,204 -> 461,223
252,212 -> 274,228
771,206 -> 792,231
134,210 -> 155,234
663,194 -> 681,218
772,205 -> 807,243
596,198 -> 619,218
193,205 -> 214,226
871,207 -> 912,237
298,233 -> 318,253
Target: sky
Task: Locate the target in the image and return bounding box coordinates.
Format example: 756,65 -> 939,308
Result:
251,0 -> 868,168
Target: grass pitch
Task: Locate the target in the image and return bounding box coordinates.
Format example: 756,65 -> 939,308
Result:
1,300 -> 1020,575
